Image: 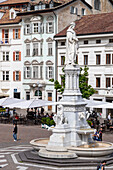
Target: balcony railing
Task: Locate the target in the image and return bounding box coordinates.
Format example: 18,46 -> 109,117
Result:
0,39 -> 11,45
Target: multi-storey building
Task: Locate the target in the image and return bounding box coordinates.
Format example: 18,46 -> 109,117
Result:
17,0 -> 93,112
0,0 -> 113,112
86,0 -> 113,14
55,12 -> 113,118
0,8 -> 23,98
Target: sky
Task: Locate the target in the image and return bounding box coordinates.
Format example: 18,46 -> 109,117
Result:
0,0 -> 7,2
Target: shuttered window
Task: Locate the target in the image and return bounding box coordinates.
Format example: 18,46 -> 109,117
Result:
13,51 -> 21,61
13,29 -> 21,39
13,71 -> 21,81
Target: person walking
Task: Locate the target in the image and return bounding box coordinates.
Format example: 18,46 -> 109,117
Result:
13,123 -> 18,141
97,161 -> 106,170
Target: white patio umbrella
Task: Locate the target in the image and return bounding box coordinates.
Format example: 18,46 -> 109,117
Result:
0,97 -> 25,107
84,99 -> 107,108
6,99 -> 55,109
89,103 -> 113,109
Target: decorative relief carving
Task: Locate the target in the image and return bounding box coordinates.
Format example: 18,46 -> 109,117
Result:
64,106 -> 84,112
46,37 -> 53,42
32,38 -> 43,42
46,60 -> 53,65
24,39 -> 31,43
30,16 -> 42,22
24,61 -> 31,65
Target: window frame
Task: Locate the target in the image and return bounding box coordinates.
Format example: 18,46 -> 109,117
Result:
3,71 -> 9,81
48,42 -> 53,56
3,51 -> 9,61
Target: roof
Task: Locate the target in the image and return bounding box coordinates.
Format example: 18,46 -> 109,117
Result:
55,12 -> 113,37
0,9 -> 21,25
17,0 -> 92,16
0,0 -> 30,6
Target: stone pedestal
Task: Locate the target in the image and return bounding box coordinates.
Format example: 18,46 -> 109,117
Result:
47,64 -> 93,148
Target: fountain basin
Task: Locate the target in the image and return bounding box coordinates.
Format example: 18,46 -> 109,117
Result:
30,139 -> 113,158
76,128 -> 95,135
68,141 -> 113,157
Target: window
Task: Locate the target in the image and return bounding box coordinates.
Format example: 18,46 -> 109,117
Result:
61,77 -> 64,87
96,77 -> 100,87
13,29 -> 20,39
3,52 -> 9,61
15,71 -> 19,81
4,29 -> 9,43
46,66 -> 54,79
26,92 -> 30,100
94,0 -> 100,10
33,23 -> 39,33
84,55 -> 88,65
33,43 -> 38,56
33,66 -> 38,78
15,29 -> 19,39
46,16 -> 54,33
11,12 -> 14,19
61,56 -> 65,65
26,24 -> 30,34
47,22 -> 54,33
15,52 -> 19,61
13,51 -> 21,61
40,42 -> 43,55
26,44 -> 30,56
61,42 -> 65,46
96,54 -> 101,65
24,67 -> 31,79
40,65 -> 43,79
96,39 -> 101,44
75,8 -> 78,15
70,6 -> 75,14
13,71 -> 21,81
3,71 -> 9,81
48,43 -> 52,56
84,40 -> 88,44
109,39 -> 113,43
106,54 -> 111,64
106,78 -> 110,88
82,8 -> 85,16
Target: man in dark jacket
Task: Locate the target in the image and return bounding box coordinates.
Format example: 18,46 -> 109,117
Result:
13,123 -> 18,141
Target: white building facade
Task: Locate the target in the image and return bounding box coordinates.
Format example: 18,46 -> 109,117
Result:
0,8 -> 23,99
55,13 -> 113,118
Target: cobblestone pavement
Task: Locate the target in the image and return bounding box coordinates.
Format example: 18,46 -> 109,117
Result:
0,124 -> 113,169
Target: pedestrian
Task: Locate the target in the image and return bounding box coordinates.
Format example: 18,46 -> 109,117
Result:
108,113 -> 111,124
97,160 -> 106,170
13,123 -> 18,141
98,128 -> 103,141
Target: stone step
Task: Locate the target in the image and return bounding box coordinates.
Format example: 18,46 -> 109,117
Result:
19,150 -> 113,168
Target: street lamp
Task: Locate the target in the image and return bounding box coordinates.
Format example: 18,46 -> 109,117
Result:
37,82 -> 43,99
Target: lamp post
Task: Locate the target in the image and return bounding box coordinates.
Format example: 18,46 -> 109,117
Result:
37,82 -> 43,99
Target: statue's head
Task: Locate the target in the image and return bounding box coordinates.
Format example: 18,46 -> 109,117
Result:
70,22 -> 75,29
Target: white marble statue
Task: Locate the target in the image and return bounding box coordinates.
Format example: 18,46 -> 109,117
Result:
66,22 -> 78,65
53,104 -> 68,126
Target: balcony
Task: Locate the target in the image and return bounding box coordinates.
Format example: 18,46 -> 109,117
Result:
0,39 -> 11,45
